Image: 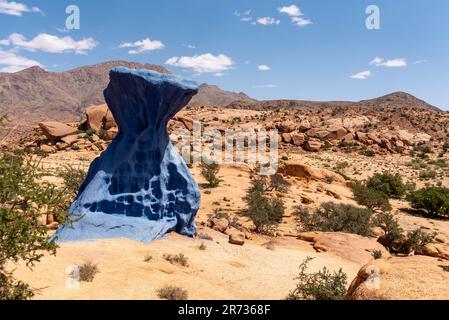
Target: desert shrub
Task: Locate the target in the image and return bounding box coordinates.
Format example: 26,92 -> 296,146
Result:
428,159 -> 448,168
373,212 -> 404,253
353,183 -> 391,212
85,128 -> 96,137
0,151 -> 67,300
295,203 -> 373,237
365,173 -> 407,199
371,250 -> 383,260
287,257 -> 347,300
163,253 -> 189,267
199,243 -> 207,251
57,165 -> 87,197
413,144 -> 432,154
402,229 -> 436,254
362,150 -> 375,157
198,233 -> 213,241
419,169 -> 437,180
406,187 -> 449,217
243,178 -> 285,234
200,161 -> 220,188
78,262 -> 98,282
267,173 -> 290,193
157,285 -> 188,300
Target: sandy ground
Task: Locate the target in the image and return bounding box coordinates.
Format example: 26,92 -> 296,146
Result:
12,231 -> 360,300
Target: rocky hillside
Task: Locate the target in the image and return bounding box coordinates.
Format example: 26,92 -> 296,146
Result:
189,84 -> 254,107
0,61 -> 253,125
228,92 -> 441,112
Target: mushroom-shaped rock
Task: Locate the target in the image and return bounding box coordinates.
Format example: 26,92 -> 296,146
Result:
55,67 -> 200,243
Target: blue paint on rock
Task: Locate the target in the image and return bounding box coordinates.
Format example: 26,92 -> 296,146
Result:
54,67 -> 200,243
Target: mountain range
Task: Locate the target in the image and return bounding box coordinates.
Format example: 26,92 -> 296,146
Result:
0,60 -> 442,128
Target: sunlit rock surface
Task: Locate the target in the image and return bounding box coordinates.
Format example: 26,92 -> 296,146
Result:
55,67 -> 200,243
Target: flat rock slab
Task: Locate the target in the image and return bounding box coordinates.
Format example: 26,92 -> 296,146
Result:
298,231 -> 390,265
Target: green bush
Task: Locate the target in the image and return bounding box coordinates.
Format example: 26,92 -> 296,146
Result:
365,173 -> 407,199
353,183 -> 391,212
243,178 -> 285,234
57,165 -> 87,198
200,161 -> 220,188
287,257 -> 347,300
295,203 -> 374,237
402,229 -> 436,254
406,187 -> 449,217
0,152 -> 65,300
78,261 -> 99,282
373,212 -> 404,253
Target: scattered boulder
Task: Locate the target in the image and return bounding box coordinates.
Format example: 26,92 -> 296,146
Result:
39,121 -> 78,139
277,121 -> 297,133
229,231 -> 245,246
86,104 -> 116,131
281,133 -> 292,144
306,128 -> 329,139
298,119 -> 311,132
422,243 -> 449,260
209,217 -> 229,233
176,117 -> 194,131
105,127 -> 119,140
326,127 -> 347,141
291,133 -> 305,146
61,135 -> 79,145
40,144 -> 55,153
304,140 -> 322,152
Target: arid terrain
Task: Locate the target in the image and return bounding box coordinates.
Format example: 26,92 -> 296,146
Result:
2,63 -> 449,300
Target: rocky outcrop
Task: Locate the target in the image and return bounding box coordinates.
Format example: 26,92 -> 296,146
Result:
279,160 -> 346,184
39,121 -> 78,139
346,256 -> 449,300
298,232 -> 390,265
55,67 -> 201,243
86,104 -> 116,131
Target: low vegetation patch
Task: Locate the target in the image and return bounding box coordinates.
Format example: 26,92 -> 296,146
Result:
406,187 -> 449,218
78,261 -> 99,282
287,257 -> 347,300
163,253 -> 189,267
200,161 -> 220,188
295,203 -> 374,237
157,285 -> 188,300
243,177 -> 285,234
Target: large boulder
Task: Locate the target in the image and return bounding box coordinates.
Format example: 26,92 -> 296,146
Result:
346,256 -> 449,300
55,67 -> 201,244
304,139 -> 322,152
277,121 -> 297,133
279,160 -> 346,184
39,121 -> 78,139
86,104 -> 116,131
306,128 -> 330,139
326,127 -> 347,140
291,133 -> 306,146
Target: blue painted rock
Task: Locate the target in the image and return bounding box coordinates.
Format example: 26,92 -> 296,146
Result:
55,67 -> 200,243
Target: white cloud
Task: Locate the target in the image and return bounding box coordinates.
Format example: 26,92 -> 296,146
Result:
258,65 -> 271,71
165,53 -> 234,74
0,49 -> 43,72
351,70 -> 372,80
414,59 -> 427,64
214,72 -> 224,77
370,57 -> 407,68
2,33 -> 97,54
119,38 -> 165,54
278,5 -> 302,17
240,17 -> 252,22
186,44 -> 196,49
0,0 -> 41,16
253,84 -> 278,88
292,17 -> 313,27
257,17 -> 280,25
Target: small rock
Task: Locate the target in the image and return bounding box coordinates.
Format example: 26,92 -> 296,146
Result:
209,217 -> 229,233
229,232 -> 245,246
40,144 -> 55,153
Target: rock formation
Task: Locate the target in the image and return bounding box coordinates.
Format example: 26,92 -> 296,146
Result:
55,67 -> 201,243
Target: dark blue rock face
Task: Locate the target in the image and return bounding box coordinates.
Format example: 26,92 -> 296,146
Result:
55,67 -> 200,243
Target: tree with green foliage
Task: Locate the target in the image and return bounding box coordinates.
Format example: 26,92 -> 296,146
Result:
365,172 -> 407,199
243,177 -> 285,234
406,187 -> 449,217
287,257 -> 347,300
352,182 -> 392,212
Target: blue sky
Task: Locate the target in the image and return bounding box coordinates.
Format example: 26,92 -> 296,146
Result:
0,0 -> 448,109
